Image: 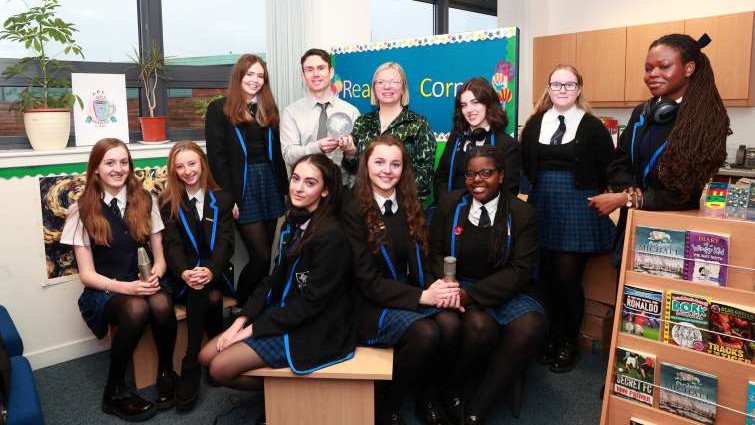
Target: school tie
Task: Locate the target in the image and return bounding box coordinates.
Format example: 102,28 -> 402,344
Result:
289,226 -> 304,253
383,199 -> 394,217
316,102 -> 329,140
478,205 -> 491,228
550,115 -> 566,145
189,197 -> 201,223
109,198 -> 121,219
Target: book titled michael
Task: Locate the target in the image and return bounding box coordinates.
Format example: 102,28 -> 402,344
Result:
614,347 -> 655,406
707,301 -> 755,364
664,291 -> 710,352
683,231 -> 729,286
634,226 -> 686,279
621,286 -> 663,341
659,362 -> 717,425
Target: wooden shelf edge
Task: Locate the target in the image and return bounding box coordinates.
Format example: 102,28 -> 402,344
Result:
625,271 -> 755,304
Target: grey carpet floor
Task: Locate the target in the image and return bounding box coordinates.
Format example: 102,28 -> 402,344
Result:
34,349 -> 607,424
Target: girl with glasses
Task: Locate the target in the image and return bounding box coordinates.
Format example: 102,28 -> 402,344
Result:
429,146 -> 546,424
436,77 -> 521,198
343,135 -> 461,425
520,64 -> 616,373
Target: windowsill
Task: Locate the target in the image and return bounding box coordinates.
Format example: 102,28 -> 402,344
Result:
0,140 -> 206,169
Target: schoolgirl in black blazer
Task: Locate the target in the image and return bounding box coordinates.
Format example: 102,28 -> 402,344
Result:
205,54 -> 288,306
429,146 -> 546,424
199,154 -> 356,392
343,135 -> 460,425
160,142 -> 235,410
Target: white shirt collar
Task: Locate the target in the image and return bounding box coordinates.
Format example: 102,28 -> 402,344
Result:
300,218 -> 311,231
373,190 -> 398,215
186,187 -> 204,202
546,104 -> 582,122
469,193 -> 500,227
102,186 -> 127,209
308,91 -> 335,108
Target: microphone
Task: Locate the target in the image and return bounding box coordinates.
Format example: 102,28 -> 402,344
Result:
137,247 -> 152,281
443,256 -> 457,282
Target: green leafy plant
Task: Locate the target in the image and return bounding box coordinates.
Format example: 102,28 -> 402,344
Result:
129,43 -> 167,118
195,93 -> 224,119
0,0 -> 84,112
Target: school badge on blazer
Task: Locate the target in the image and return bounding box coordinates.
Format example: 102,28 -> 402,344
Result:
296,271 -> 310,290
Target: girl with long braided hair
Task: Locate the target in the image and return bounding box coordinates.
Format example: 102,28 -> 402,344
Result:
589,33 -> 730,258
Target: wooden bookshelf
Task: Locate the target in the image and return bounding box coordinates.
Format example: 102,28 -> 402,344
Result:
600,210 -> 755,425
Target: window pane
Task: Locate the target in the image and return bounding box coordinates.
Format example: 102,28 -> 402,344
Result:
371,0 -> 433,41
449,7 -> 498,34
166,88 -> 226,138
0,88 -> 25,137
0,0 -> 138,62
162,0 -> 266,64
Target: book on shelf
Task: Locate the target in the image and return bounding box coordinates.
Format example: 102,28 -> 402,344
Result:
664,291 -> 710,352
621,286 -> 663,341
629,418 -> 656,425
659,362 -> 717,425
707,301 -> 755,364
634,226 -> 686,279
747,381 -> 755,425
683,231 -> 729,286
725,182 -> 750,220
614,346 -> 655,406
748,183 -> 755,221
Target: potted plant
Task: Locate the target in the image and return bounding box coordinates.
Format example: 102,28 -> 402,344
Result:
129,43 -> 168,142
0,0 -> 84,151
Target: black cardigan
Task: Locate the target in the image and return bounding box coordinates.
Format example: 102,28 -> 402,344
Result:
521,111 -> 614,190
205,97 -> 288,206
241,216 -> 356,373
160,189 -> 235,285
435,128 -> 521,197
342,197 -> 431,341
429,189 -> 540,307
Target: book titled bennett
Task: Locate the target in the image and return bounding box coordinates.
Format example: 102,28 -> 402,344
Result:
659,362 -> 717,425
634,226 -> 686,279
614,347 -> 655,407
683,231 -> 729,286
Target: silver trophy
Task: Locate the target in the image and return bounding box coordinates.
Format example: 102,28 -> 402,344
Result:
326,112 -> 353,138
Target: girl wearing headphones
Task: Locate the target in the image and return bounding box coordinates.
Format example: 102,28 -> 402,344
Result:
520,65 -> 616,373
589,34 -> 729,258
436,77 -> 521,198
429,146 -> 546,425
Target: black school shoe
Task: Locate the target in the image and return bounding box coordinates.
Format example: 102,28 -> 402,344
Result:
416,399 -> 451,425
102,385 -> 156,422
443,395 -> 464,425
155,370 -> 179,410
175,366 -> 201,411
549,341 -> 580,373
536,337 -> 558,365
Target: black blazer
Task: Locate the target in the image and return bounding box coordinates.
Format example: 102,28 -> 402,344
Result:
429,189 -> 540,307
521,111 -> 614,190
160,189 -> 235,286
435,128 -> 521,197
607,102 -> 699,211
242,216 -> 356,373
205,97 -> 288,206
342,197 -> 431,341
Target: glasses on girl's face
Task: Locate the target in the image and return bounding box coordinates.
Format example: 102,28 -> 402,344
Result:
548,82 -> 579,91
375,79 -> 402,88
464,169 -> 497,179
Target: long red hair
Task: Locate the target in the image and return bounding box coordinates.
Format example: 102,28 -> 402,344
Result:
223,54 -> 279,128
77,138 -> 151,246
354,135 -> 428,256
159,141 -> 220,220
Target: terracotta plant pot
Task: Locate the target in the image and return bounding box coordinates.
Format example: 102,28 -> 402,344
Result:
139,116 -> 167,142
23,108 -> 71,151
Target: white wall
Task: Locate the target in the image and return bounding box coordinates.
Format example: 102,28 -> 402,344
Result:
500,0 -> 755,161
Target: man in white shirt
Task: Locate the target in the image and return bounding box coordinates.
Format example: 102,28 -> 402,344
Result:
280,48 -> 360,182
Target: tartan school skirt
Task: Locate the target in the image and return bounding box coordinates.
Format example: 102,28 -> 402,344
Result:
238,162 -> 285,224
459,278 -> 545,326
243,334 -> 288,368
363,306 -> 440,347
527,170 -> 615,253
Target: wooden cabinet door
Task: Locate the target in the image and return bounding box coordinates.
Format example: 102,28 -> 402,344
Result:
532,33 -> 577,103
625,21 -> 685,102
576,27 -> 627,102
685,12 -> 754,100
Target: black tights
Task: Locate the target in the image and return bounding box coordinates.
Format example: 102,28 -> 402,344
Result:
454,311 -> 546,420
103,291 -> 176,388
383,311 -> 461,414
183,287 -> 223,369
236,220 -> 277,305
541,250 -> 589,342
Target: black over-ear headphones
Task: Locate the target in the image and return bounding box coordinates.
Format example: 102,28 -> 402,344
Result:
464,127 -> 488,142
642,98 -> 679,125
